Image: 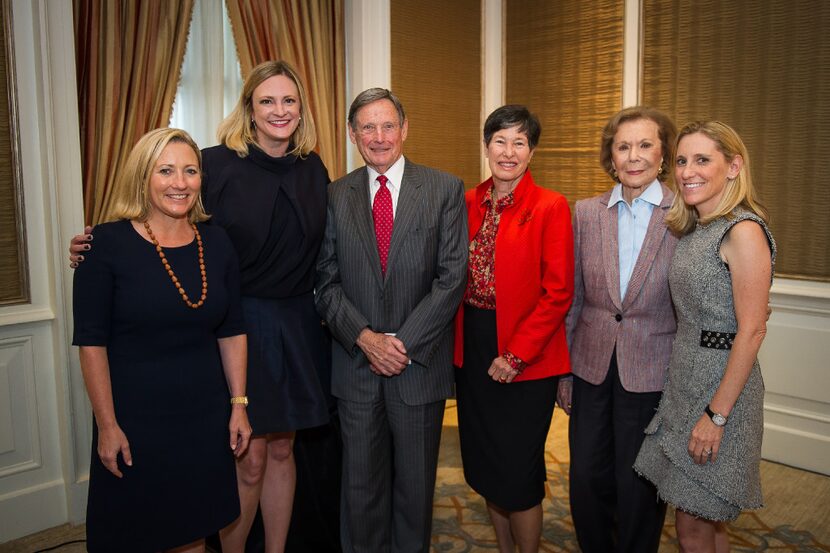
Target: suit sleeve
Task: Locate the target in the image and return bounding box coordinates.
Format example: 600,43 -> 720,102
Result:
315,197 -> 371,354
505,195 -> 574,363
395,176 -> 468,366
565,199 -> 585,347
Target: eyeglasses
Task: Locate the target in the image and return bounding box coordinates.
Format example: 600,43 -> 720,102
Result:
357,123 -> 400,136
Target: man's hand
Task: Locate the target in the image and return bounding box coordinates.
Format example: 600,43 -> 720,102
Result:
69,226 -> 94,268
357,328 -> 409,376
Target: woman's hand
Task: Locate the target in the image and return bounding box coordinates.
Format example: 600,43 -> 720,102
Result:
69,226 -> 94,268
556,378 -> 572,415
688,414 -> 724,465
97,423 -> 132,478
487,356 -> 518,383
229,406 -> 252,457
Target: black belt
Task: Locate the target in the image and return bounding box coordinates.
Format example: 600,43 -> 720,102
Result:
700,330 -> 736,350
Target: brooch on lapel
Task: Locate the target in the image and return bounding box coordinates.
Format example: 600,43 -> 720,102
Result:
518,209 -> 533,225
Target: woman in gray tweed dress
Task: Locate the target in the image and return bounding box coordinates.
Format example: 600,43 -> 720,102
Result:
634,121 -> 775,552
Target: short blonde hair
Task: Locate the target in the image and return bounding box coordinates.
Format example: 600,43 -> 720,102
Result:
666,120 -> 768,235
217,60 -> 317,158
108,128 -> 209,224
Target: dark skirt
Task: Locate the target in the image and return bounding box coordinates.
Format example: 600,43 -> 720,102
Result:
243,293 -> 330,434
455,305 -> 558,512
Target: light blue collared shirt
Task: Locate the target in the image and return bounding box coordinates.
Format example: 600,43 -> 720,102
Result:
608,179 -> 663,300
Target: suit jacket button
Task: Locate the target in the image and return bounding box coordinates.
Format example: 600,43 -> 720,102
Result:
614,313 -> 622,322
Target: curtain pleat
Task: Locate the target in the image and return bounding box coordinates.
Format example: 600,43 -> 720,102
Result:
642,0 -> 830,281
505,0 -> 624,202
74,0 -> 194,225
225,0 -> 346,179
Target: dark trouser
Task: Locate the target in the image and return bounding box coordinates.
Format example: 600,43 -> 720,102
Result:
569,351 -> 666,553
338,385 -> 445,553
285,413 -> 343,552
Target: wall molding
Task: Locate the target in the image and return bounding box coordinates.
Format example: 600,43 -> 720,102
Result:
761,278 -> 829,475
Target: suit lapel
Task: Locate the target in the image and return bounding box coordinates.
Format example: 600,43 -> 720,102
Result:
346,167 -> 384,287
385,159 -> 422,278
600,193 -> 623,311
622,185 -> 672,309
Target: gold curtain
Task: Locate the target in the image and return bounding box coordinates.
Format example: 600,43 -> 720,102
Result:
225,0 -> 346,179
74,0 -> 194,225
505,0 -> 623,201
641,0 -> 830,281
390,0 -> 482,189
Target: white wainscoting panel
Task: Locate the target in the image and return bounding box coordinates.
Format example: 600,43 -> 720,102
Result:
0,337 -> 39,475
760,279 -> 830,475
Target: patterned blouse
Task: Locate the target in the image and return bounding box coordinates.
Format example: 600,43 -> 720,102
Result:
463,185 -> 526,372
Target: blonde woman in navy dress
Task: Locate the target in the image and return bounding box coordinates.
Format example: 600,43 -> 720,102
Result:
73,128 -> 251,552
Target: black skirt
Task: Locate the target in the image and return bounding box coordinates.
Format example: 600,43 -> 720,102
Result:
243,293 -> 330,434
455,304 -> 558,512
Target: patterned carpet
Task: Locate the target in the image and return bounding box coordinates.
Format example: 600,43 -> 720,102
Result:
432,402 -> 830,552
4,403 -> 829,552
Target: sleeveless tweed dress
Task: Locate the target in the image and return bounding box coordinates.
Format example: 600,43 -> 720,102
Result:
634,208 -> 776,521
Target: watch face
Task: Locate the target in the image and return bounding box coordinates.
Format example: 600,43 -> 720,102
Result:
712,413 -> 727,426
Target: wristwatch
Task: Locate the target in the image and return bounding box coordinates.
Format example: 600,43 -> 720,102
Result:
705,405 -> 727,427
230,396 -> 249,406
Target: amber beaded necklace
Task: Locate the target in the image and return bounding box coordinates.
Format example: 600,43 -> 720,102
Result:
143,221 -> 207,309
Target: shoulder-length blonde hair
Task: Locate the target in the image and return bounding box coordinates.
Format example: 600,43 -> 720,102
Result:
217,60 -> 317,158
666,120 -> 768,235
108,128 -> 209,224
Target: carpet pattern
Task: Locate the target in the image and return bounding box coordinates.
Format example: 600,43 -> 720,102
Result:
431,404 -> 830,552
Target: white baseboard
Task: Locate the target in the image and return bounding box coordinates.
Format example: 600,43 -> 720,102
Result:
0,479 -> 67,542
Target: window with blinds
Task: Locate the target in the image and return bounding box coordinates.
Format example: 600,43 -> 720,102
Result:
505,0 -> 623,202
390,0 -> 482,189
0,0 -> 28,305
642,0 -> 830,281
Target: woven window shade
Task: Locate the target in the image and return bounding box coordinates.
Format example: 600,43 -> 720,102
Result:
0,1 -> 27,305
505,0 -> 623,201
642,0 -> 830,281
390,0 -> 481,189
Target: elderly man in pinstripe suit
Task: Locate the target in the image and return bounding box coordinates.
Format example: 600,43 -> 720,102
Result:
315,88 -> 467,553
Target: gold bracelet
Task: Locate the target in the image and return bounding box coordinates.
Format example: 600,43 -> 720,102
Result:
230,396 -> 249,406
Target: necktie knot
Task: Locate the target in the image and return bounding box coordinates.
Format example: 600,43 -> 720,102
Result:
377,174 -> 389,188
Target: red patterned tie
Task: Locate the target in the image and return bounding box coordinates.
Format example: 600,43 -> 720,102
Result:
373,175 -> 393,275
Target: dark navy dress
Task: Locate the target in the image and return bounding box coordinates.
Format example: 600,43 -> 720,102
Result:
73,220 -> 245,552
202,144 -> 330,434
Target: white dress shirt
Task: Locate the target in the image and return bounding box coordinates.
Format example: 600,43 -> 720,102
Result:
367,156 -> 406,218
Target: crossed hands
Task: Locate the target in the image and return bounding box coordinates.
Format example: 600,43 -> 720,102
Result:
357,328 -> 410,376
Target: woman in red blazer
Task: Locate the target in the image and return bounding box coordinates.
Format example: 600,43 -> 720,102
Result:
453,105 -> 574,553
